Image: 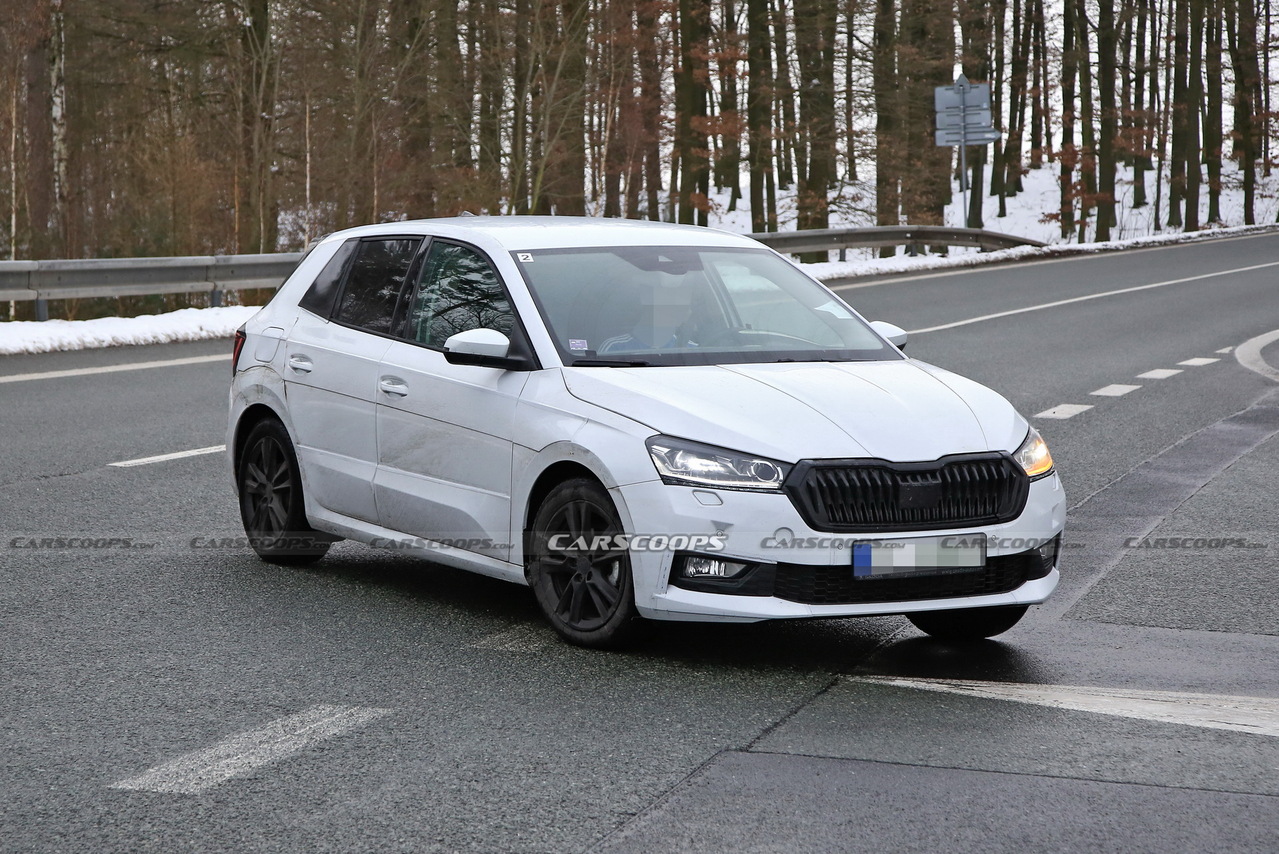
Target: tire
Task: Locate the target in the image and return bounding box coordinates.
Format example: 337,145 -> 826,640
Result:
526,478 -> 639,648
236,418 -> 331,565
907,605 -> 1028,640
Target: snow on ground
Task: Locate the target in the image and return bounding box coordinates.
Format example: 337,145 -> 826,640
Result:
0,306 -> 260,355
1,160 -> 1275,356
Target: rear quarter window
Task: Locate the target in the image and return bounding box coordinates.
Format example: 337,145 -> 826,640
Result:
299,239 -> 358,318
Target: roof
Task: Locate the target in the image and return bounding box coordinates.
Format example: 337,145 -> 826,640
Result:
319,216 -> 762,252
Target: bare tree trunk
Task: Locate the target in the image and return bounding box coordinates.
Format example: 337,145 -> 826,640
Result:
676,0 -> 711,225
1132,0 -> 1150,207
772,0 -> 798,189
1097,0 -> 1118,239
873,0 -> 899,253
24,10 -> 53,258
1075,0 -> 1097,241
1059,0 -> 1077,237
717,0 -> 743,212
747,0 -> 775,232
1204,0 -> 1223,222
1168,0 -> 1188,227
1184,0 -> 1204,231
959,0 -> 991,228
637,0 -> 663,220
794,0 -> 836,249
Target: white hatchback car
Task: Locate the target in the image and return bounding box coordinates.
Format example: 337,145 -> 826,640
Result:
229,217 -> 1064,647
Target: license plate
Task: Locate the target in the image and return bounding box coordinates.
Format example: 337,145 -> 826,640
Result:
851,534 -> 986,579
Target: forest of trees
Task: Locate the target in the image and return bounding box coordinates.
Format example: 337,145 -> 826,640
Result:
1,0 -> 1275,268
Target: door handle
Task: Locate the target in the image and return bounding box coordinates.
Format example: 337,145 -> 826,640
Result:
288,354 -> 313,373
379,377 -> 409,397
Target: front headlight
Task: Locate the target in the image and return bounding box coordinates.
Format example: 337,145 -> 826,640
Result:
1014,426 -> 1054,479
646,436 -> 791,491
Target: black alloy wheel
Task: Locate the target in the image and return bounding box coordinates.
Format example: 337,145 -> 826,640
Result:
907,604 -> 1028,640
237,419 -> 331,565
527,478 -> 639,647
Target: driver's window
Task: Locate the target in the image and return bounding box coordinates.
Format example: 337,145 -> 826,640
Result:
712,261 -> 843,346
409,242 -> 514,348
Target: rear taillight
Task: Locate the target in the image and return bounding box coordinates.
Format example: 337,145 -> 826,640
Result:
232,328 -> 247,377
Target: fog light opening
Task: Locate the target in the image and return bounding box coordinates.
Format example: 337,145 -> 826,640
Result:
679,555 -> 751,580
1036,536 -> 1060,571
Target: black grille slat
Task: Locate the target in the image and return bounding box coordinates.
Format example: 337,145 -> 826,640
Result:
783,453 -> 1030,533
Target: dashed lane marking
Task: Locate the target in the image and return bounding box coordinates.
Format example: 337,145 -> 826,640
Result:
109,705 -> 392,794
1217,346 -> 1235,354
1178,357 -> 1221,366
0,354 -> 226,384
850,677 -> 1279,738
1137,368 -> 1183,379
1090,384 -> 1141,397
1034,404 -> 1093,419
109,445 -> 226,468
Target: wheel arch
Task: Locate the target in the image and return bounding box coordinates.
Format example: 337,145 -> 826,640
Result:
232,403 -> 287,475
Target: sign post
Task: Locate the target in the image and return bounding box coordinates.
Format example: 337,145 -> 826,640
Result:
935,74 -> 1000,228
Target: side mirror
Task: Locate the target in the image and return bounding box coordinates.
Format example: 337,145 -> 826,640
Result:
443,328 -> 530,369
445,328 -> 510,358
870,320 -> 908,351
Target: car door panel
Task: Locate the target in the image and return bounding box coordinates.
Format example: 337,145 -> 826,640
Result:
374,240 -> 529,563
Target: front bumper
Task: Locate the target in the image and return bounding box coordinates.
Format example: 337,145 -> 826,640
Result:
616,471 -> 1066,622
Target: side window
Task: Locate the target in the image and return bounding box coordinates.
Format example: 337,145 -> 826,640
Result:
299,239 -> 357,318
408,242 -> 514,347
333,237 -> 422,334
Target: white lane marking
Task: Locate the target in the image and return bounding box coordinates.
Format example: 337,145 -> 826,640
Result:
1034,404 -> 1093,419
1216,346 -> 1234,354
110,705 -> 392,794
470,623 -> 556,653
1235,329 -> 1279,383
109,445 -> 226,468
851,677 -> 1279,738
905,259 -> 1279,334
1090,384 -> 1141,397
1137,368 -> 1183,379
0,354 -> 226,385
1178,357 -> 1221,366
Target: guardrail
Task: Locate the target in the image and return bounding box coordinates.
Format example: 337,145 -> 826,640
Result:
749,225 -> 1045,254
1,225 -> 1041,320
0,253 -> 304,320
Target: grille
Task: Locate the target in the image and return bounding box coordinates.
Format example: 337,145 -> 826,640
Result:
771,552 -> 1044,606
783,454 -> 1029,533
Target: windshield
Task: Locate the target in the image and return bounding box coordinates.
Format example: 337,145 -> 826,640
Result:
512,246 -> 898,367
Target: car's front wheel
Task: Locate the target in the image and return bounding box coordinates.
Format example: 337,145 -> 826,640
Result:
526,478 -> 639,648
907,605 -> 1028,640
236,418 -> 331,565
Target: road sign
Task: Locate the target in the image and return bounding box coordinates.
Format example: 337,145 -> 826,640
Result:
936,109 -> 994,130
935,128 -> 1002,146
934,73 -> 1001,225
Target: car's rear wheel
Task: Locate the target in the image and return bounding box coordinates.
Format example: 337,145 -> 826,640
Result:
237,419 -> 331,565
527,479 -> 639,648
907,605 -> 1028,640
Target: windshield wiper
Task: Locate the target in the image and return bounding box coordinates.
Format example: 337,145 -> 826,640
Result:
570,358 -> 652,367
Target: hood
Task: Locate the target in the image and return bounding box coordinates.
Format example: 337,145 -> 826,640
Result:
561,360 -> 1025,463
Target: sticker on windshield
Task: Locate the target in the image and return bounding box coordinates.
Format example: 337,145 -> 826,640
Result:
517,252 -> 534,262
569,339 -> 589,351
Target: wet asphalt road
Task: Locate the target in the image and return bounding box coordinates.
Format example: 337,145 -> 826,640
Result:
1,231 -> 1278,852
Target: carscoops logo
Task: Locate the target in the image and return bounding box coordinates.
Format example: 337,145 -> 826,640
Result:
547,533 -> 726,552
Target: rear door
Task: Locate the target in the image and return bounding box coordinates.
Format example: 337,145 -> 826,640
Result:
285,236 -> 422,522
374,239 -> 531,562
